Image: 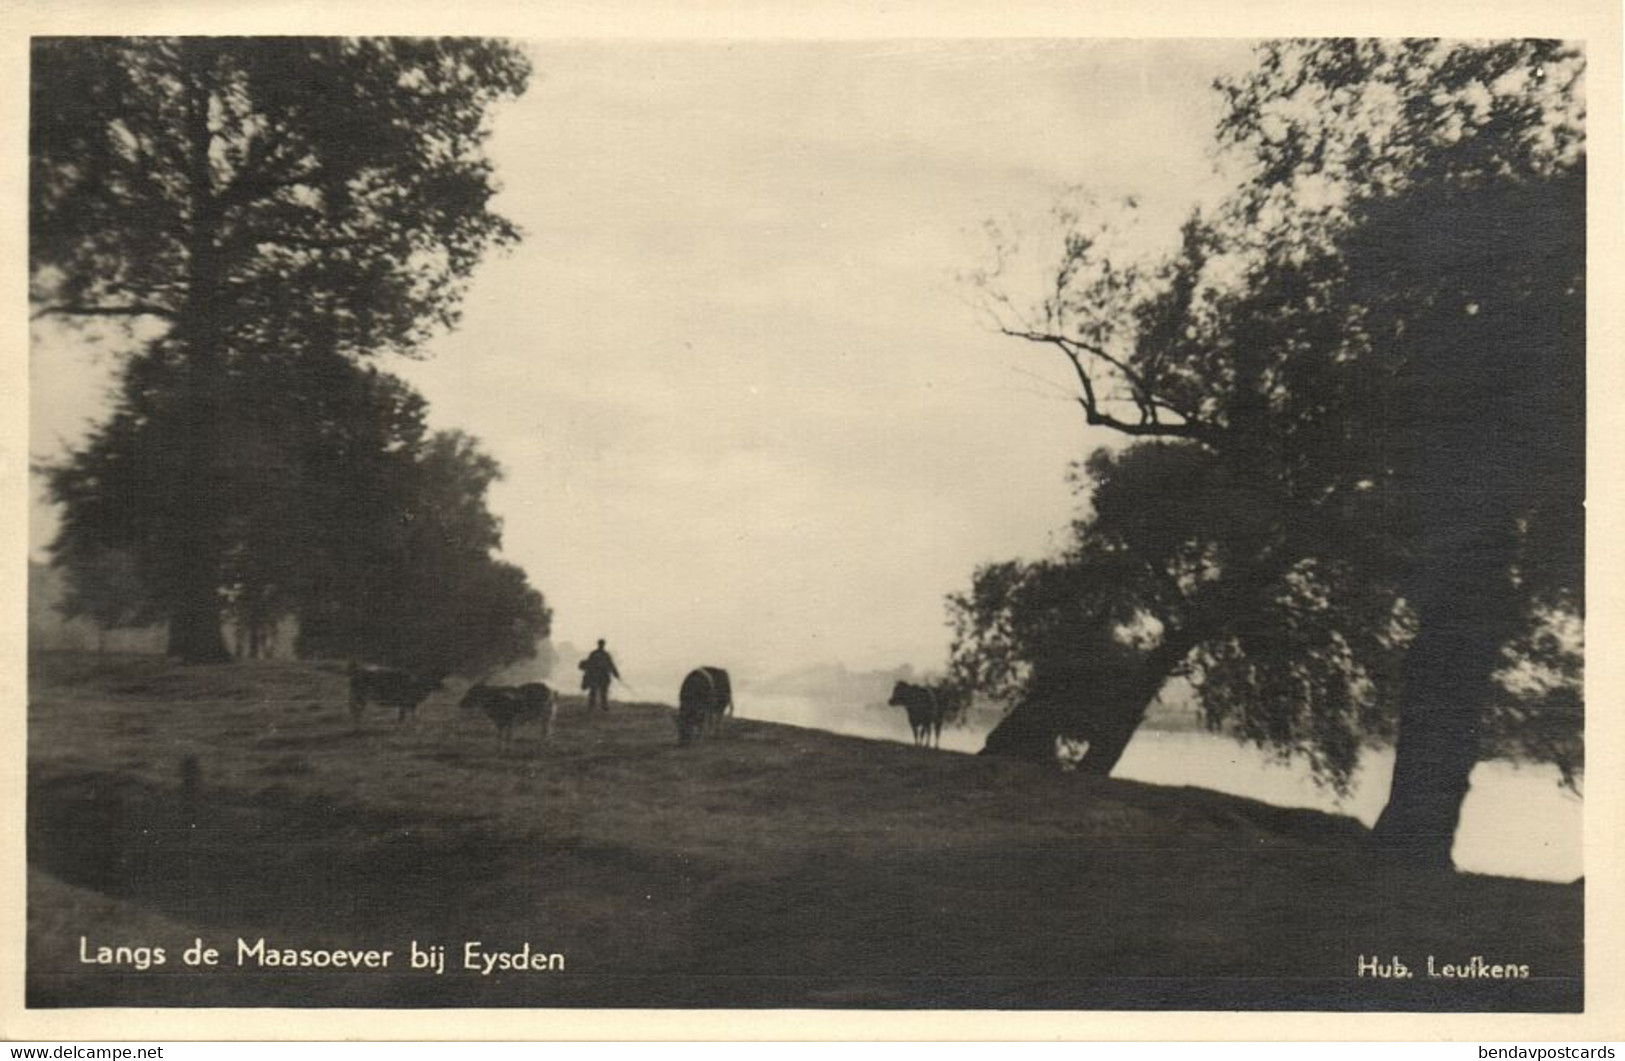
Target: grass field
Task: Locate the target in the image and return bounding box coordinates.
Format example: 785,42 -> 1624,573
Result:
26,651 -> 1582,1010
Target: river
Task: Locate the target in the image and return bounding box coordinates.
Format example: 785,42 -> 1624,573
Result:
733,691 -> 1584,884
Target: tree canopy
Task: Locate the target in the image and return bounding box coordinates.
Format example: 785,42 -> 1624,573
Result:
46,344 -> 553,677
33,37 -> 548,674
962,39 -> 1584,868
291,419 -> 554,680
31,37 -> 529,354
952,440 -> 1405,791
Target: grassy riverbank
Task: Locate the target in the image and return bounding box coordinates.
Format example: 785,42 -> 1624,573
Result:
26,652 -> 1582,1010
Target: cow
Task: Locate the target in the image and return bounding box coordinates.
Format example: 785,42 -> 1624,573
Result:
348,662 -> 443,725
461,682 -> 559,743
676,666 -> 733,746
888,681 -> 950,749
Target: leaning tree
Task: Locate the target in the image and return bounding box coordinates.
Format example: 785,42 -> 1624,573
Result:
951,439 -> 1407,791
32,37 -> 532,661
966,39 -> 1584,869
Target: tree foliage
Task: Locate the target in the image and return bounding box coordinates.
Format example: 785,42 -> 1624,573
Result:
53,546 -> 156,633
963,39 -> 1584,865
952,442 -> 1406,791
31,37 -> 529,351
46,346 -> 553,677
294,426 -> 553,679
32,36 -> 536,664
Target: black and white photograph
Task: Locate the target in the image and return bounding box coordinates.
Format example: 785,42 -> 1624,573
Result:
11,3 -> 1619,1036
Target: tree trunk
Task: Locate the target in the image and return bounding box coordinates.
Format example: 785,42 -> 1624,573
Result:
160,42 -> 231,669
981,626 -> 1196,772
980,696 -> 1071,762
1073,702 -> 1147,776
1074,631 -> 1196,774
1370,520 -> 1521,871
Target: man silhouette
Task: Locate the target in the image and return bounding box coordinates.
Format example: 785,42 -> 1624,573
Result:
579,639 -> 620,712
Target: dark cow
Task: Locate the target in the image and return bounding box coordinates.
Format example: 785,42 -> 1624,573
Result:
461,682 -> 559,742
348,663 -> 443,724
888,681 -> 949,749
676,666 -> 733,746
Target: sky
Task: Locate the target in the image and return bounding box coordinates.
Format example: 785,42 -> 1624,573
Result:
29,39 -> 1256,687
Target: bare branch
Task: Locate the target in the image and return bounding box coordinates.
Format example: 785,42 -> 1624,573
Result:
999,326 -> 1220,446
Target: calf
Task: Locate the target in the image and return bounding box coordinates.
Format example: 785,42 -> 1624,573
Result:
461,682 -> 559,743
348,663 -> 443,725
888,681 -> 949,749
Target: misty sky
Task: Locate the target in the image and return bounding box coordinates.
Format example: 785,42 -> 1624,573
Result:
29,39 -> 1256,685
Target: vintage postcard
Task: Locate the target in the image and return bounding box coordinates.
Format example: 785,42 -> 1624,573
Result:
3,0 -> 1621,1042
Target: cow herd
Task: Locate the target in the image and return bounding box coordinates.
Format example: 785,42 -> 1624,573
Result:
346,661 -> 736,748
347,663 -> 956,750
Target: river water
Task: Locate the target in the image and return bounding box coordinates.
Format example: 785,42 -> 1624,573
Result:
734,692 -> 1583,884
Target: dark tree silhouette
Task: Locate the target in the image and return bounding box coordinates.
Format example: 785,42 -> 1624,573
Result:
952,442 -> 1405,789
1338,151 -> 1584,866
966,40 -> 1583,869
296,428 -> 554,679
31,37 -> 531,661
51,546 -> 156,648
45,343 -> 552,677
